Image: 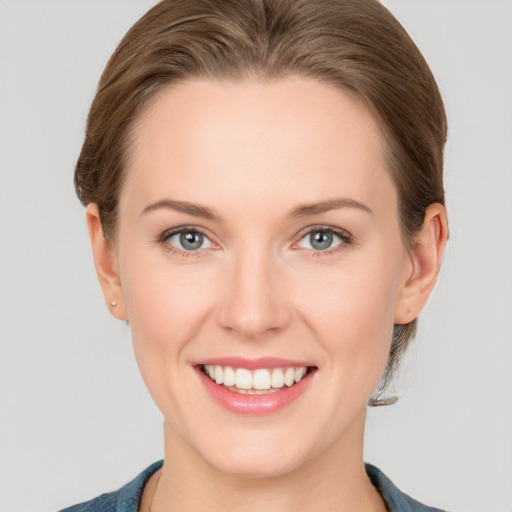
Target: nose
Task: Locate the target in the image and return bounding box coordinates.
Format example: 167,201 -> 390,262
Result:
216,244 -> 292,340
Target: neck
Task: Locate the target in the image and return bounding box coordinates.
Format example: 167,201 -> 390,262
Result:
150,411 -> 386,512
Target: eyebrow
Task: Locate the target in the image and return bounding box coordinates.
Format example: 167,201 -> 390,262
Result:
141,199 -> 222,220
141,196 -> 373,221
287,198 -> 373,218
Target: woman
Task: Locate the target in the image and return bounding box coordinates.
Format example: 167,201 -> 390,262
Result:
62,0 -> 448,510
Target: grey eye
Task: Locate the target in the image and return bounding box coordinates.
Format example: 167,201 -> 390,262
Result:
310,231 -> 333,250
298,229 -> 343,251
167,231 -> 212,251
180,232 -> 203,250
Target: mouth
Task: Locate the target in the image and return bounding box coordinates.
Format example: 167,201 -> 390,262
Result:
200,364 -> 313,395
195,359 -> 317,415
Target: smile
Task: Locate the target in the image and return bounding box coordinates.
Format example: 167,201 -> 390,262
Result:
196,359 -> 316,415
202,365 -> 309,394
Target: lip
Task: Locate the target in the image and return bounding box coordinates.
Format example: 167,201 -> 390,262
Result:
195,356 -> 312,369
195,361 -> 316,416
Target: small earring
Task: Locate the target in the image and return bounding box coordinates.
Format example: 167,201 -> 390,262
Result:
110,301 -> 117,308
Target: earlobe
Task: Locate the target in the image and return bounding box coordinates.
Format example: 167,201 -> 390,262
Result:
86,203 -> 127,320
394,203 -> 448,324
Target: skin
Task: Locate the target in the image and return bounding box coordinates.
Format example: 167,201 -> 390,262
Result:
87,77 -> 447,512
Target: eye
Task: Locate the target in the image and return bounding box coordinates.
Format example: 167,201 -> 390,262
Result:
165,229 -> 213,252
297,228 -> 349,252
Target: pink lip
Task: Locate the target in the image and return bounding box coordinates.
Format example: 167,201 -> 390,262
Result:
195,364 -> 316,416
195,356 -> 312,369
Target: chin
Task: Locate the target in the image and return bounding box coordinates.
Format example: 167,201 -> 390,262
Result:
213,448 -> 307,479
193,427 -> 319,479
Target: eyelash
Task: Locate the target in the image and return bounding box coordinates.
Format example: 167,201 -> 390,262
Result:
157,225 -> 213,258
157,225 -> 354,257
295,225 -> 354,257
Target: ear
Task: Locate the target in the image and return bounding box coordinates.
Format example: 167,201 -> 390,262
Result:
394,203 -> 448,324
86,203 -> 127,320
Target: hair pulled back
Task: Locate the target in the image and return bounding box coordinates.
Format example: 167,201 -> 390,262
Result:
75,0 -> 447,404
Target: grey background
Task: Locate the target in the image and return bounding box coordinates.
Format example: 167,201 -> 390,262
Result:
0,1 -> 511,511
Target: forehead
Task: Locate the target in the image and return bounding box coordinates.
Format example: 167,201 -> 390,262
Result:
123,77 -> 396,217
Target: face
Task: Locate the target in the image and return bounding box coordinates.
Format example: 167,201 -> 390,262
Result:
109,78 -> 413,477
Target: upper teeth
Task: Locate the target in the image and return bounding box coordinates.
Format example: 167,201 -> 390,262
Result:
204,365 -> 308,390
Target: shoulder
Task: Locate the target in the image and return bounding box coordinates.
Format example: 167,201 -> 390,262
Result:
365,464 -> 449,512
60,460 -> 446,511
59,461 -> 163,512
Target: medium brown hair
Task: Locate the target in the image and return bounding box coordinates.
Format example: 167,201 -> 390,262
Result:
75,0 -> 447,405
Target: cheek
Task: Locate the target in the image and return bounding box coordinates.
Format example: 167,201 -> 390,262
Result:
296,252 -> 403,377
118,247 -> 217,376
120,249 -> 214,330
118,252 -> 223,429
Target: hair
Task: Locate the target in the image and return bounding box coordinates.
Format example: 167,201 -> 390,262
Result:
75,0 -> 447,405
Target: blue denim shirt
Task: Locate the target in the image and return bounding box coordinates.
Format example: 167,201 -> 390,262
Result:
60,461 -> 448,512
